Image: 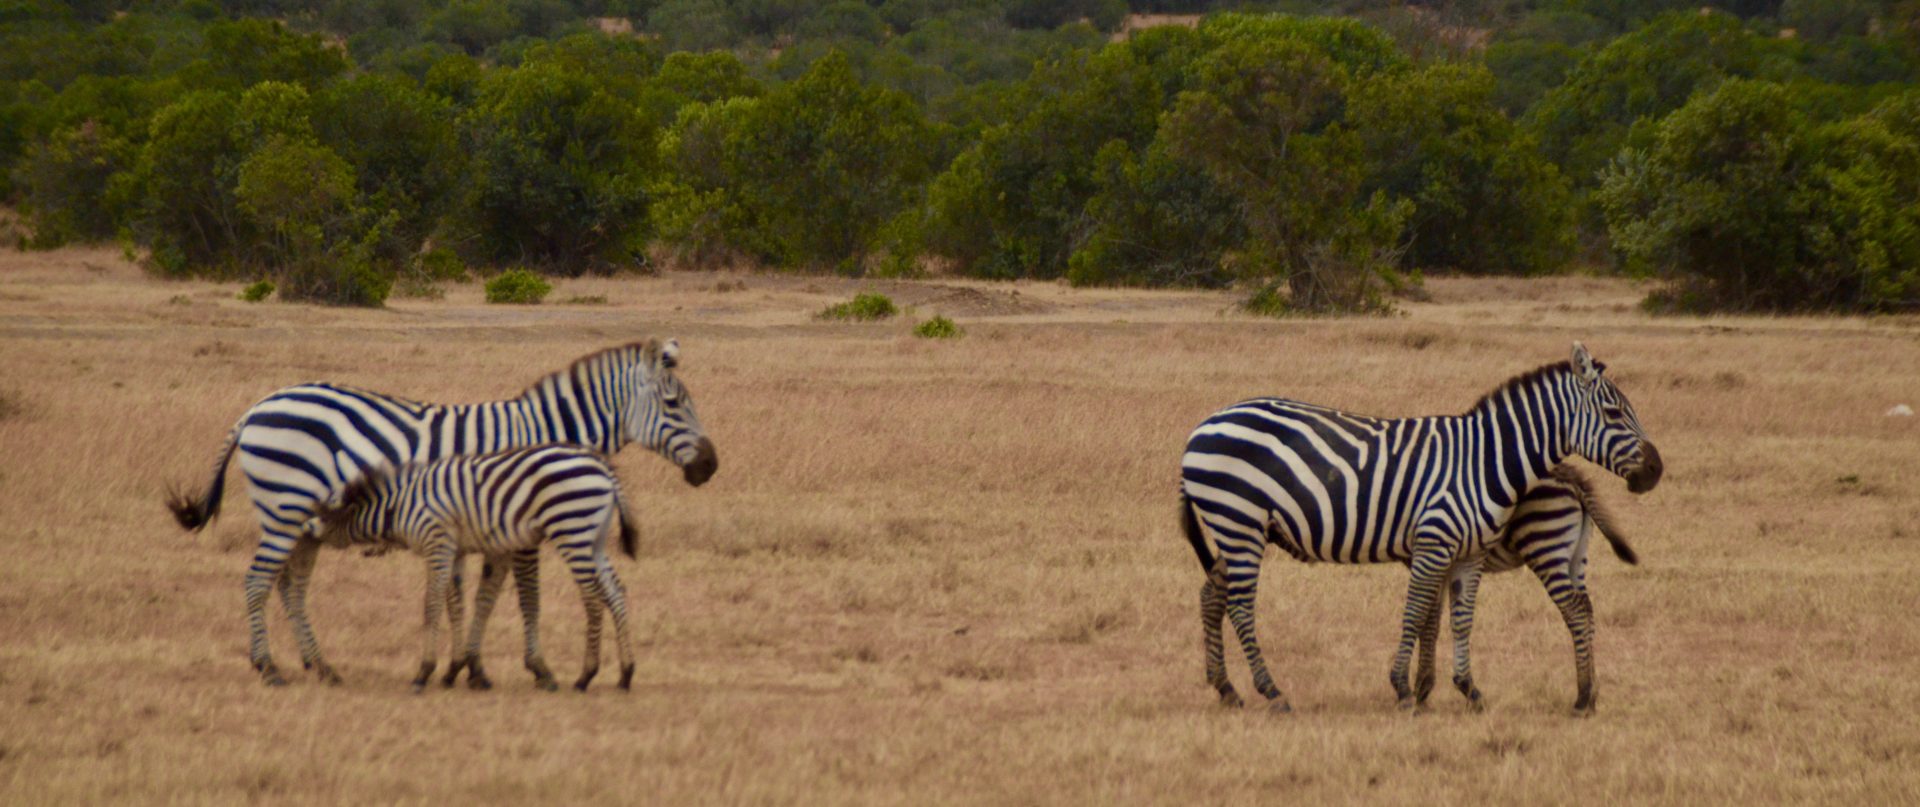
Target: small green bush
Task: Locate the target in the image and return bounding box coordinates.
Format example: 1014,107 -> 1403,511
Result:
1241,284 -> 1290,317
817,292 -> 898,321
914,315 -> 962,339
563,294 -> 608,305
416,249 -> 468,283
238,280 -> 275,302
485,269 -> 552,304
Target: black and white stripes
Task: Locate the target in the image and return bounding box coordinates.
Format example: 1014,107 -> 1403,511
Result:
167,339 -> 716,686
1179,343 -> 1660,711
304,445 -> 640,692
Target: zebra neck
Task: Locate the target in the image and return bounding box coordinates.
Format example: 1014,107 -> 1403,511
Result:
1460,375 -> 1574,515
506,381 -> 624,454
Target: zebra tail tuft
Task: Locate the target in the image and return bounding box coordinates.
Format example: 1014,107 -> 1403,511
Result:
1179,492 -> 1215,573
1553,464 -> 1638,565
167,422 -> 242,533
614,491 -> 639,559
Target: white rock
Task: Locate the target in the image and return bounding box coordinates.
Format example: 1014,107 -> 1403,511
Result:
1888,404 -> 1915,417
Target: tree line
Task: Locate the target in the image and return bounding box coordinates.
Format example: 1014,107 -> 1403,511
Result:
3,0 -> 1917,312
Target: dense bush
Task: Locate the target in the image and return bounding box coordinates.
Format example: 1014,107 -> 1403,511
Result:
913,314 -> 963,338
817,292 -> 899,320
484,268 -> 552,303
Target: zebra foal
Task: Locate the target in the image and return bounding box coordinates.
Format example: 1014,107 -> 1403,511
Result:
166,338 -> 715,687
304,445 -> 641,692
1445,465 -> 1638,715
1180,342 -> 1661,712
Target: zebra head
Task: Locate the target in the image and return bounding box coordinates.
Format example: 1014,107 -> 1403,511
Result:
1564,342 -> 1662,493
302,470 -> 397,547
627,338 -> 718,487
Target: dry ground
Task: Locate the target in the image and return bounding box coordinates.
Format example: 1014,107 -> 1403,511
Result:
2,248 -> 1918,804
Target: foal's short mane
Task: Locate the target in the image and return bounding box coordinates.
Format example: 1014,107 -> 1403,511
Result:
1468,360 -> 1576,414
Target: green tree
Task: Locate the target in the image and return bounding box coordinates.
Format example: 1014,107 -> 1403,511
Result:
1349,63 -> 1573,275
313,73 -> 462,266
1161,33 -> 1410,312
1598,80 -> 1810,308
655,51 -> 933,270
457,60 -> 659,271
129,90 -> 250,274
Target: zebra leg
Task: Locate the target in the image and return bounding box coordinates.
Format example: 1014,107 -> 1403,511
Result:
1221,550 -> 1290,713
1391,540 -> 1454,711
1530,563 -> 1598,715
277,538 -> 341,685
574,583 -> 605,692
1448,560 -> 1485,710
244,526 -> 303,686
596,565 -> 637,691
511,549 -> 558,691
1201,572 -> 1240,707
458,556 -> 511,690
440,553 -> 468,688
415,540 -> 456,693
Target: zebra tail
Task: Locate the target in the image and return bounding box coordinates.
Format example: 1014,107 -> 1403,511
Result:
1179,492 -> 1215,573
166,420 -> 242,532
1552,464 -> 1638,566
613,490 -> 639,559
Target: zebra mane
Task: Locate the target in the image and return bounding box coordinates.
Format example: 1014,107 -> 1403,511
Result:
1467,360 -> 1576,414
518,340 -> 663,398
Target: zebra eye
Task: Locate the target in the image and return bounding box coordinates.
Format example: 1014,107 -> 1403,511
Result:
1602,406 -> 1625,420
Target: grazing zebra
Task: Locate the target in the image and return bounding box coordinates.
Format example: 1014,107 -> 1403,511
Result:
166,339 -> 717,687
1180,343 -> 1660,712
302,445 -> 640,692
1446,464 -> 1638,715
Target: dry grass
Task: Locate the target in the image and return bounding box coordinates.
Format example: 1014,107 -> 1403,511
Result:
2,247 -> 1918,803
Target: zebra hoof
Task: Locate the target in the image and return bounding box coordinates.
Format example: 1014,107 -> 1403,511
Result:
1396,696 -> 1423,713
257,663 -> 287,687
314,663 -> 343,686
441,658 -> 466,688
618,664 -> 635,691
1217,689 -> 1244,709
1267,699 -> 1293,715
468,672 -> 493,691
533,677 -> 559,693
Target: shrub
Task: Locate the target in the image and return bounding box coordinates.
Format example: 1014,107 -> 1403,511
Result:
238,280 -> 275,302
415,248 -> 469,282
914,315 -> 962,339
484,269 -> 552,304
563,294 -> 608,305
817,292 -> 898,321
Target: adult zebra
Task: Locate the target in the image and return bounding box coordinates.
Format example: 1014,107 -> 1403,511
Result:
1180,343 -> 1659,712
166,339 -> 717,686
1447,465 -> 1637,715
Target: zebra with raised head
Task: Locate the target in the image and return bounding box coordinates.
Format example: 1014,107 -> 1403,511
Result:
302,445 -> 641,692
1180,342 -> 1660,712
166,339 -> 717,687
1445,464 -> 1638,715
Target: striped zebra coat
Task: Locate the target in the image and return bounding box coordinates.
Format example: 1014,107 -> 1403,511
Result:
303,445 -> 640,692
1447,465 -> 1637,714
1179,343 -> 1660,711
167,339 -> 716,687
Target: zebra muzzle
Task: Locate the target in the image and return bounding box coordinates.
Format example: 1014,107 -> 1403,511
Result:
682,438 -> 718,487
1625,441 -> 1663,493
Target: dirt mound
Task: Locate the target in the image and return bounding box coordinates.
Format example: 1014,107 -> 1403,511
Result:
904,284 -> 1055,317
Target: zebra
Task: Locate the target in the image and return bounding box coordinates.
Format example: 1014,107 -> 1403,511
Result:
166,338 -> 717,687
1180,342 -> 1660,712
1445,464 -> 1638,715
301,445 -> 641,692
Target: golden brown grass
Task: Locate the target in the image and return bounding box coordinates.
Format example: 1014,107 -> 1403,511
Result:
2,248 -> 1918,803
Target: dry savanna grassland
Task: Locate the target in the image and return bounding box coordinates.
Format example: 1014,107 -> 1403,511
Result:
1,247 -> 1917,804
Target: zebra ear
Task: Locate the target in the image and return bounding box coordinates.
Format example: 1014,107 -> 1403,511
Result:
1570,342 -> 1600,384
660,338 -> 680,370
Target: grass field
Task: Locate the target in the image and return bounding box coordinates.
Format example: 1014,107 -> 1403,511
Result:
2,247 -> 1918,803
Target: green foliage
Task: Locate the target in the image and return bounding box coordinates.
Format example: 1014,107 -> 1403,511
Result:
1349,63 -> 1573,275
415,248 -> 469,282
913,314 -> 962,338
129,90 -> 250,275
655,52 -> 933,271
484,268 -> 553,303
817,291 -> 899,320
458,60 -> 658,272
1599,81 -> 1920,311
238,279 -> 275,302
13,120 -> 132,247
